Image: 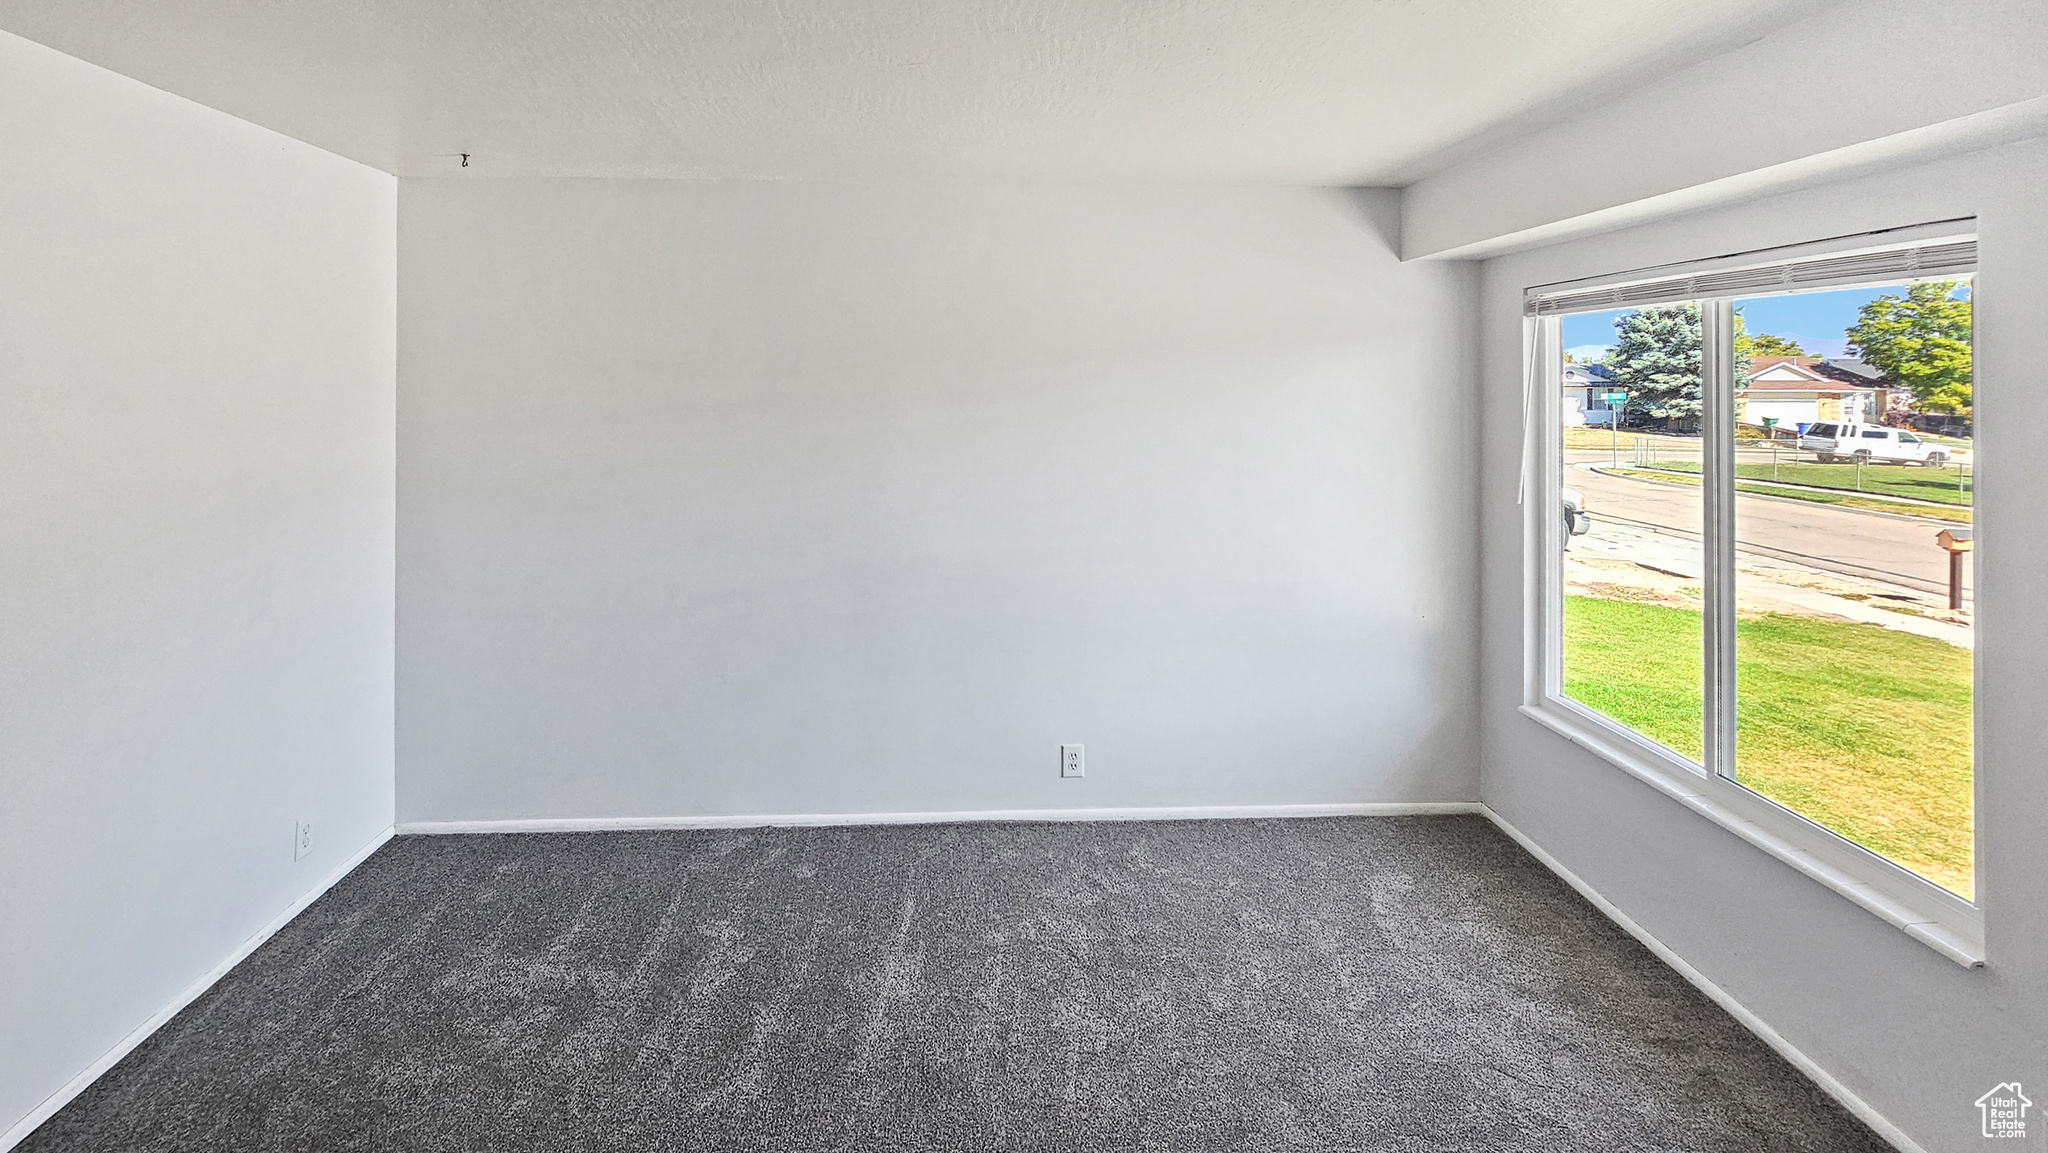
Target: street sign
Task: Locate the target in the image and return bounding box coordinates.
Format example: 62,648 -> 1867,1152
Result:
1600,391 -> 1629,466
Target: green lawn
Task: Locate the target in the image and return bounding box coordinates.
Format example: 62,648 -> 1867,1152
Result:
1607,467 -> 1973,523
1563,595 -> 1973,897
1639,458 -> 1973,506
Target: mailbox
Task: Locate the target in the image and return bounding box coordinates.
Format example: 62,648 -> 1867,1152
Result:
1936,527 -> 1973,610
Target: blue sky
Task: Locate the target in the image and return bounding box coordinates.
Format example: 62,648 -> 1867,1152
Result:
1561,283 -> 1959,363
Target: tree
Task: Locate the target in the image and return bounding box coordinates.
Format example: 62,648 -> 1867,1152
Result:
1846,281 -> 1972,414
1746,332 -> 1807,357
1731,308 -> 1806,361
1606,303 -> 1748,425
1609,304 -> 1702,423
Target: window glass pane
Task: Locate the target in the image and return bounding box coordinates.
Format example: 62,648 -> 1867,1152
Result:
1730,283 -> 1974,898
1558,305 -> 1705,762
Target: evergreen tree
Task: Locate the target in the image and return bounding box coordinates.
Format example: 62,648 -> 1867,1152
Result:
1846,281 -> 1972,414
1609,304 -> 1704,423
1601,304 -> 1756,427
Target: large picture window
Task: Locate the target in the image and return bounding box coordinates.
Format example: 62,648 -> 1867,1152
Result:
1524,224 -> 1981,964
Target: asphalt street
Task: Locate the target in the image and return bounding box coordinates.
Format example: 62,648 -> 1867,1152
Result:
1564,454 -> 1974,601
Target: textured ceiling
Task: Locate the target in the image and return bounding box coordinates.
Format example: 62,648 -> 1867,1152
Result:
0,0 -> 1835,182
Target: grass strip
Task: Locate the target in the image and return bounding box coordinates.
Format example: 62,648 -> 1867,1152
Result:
1636,458 -> 1973,506
1606,468 -> 1973,524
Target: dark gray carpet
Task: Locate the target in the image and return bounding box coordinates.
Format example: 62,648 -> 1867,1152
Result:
24,816 -> 1887,1152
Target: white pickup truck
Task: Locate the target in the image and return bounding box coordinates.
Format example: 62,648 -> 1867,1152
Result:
1563,487 -> 1592,540
1798,422 -> 1953,466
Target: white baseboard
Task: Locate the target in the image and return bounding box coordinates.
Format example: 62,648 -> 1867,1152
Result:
1476,806 -> 1928,1153
396,800 -> 1485,835
0,824 -> 396,1153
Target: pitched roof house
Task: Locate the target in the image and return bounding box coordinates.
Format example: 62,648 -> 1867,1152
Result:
1561,362 -> 1619,426
1740,355 -> 1885,430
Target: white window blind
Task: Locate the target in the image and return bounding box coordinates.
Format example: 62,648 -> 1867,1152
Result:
1524,223 -> 1977,317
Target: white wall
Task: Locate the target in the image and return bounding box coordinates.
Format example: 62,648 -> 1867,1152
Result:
1405,0 -> 2048,258
1478,140 -> 2048,1152
397,180 -> 1476,823
0,31 -> 396,1140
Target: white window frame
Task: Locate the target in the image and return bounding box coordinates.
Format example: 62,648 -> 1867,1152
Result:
1520,221 -> 1985,967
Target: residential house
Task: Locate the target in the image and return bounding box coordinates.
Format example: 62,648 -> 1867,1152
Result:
1739,355 -> 1885,431
1562,362 -> 1619,426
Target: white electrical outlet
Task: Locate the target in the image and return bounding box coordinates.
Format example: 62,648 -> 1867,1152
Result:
294,820 -> 314,861
1060,744 -> 1085,778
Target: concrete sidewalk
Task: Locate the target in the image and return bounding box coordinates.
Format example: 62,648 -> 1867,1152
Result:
1569,521 -> 1974,649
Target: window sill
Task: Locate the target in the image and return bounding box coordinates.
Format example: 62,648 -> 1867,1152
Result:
1517,700 -> 1985,969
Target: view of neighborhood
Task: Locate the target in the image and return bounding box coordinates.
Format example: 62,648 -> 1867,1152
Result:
1557,282 -> 1974,897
